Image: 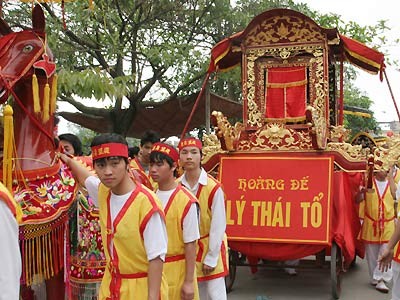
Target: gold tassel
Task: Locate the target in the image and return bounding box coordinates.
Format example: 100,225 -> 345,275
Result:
32,74 -> 41,113
89,0 -> 94,10
43,83 -> 50,123
50,74 -> 58,114
3,105 -> 14,192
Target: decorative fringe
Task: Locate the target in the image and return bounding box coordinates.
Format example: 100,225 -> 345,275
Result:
70,281 -> 101,300
50,74 -> 58,114
42,83 -> 50,122
3,105 -> 14,192
32,74 -> 41,113
19,211 -> 69,286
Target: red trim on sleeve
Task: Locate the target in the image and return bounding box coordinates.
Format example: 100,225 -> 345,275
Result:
139,188 -> 165,239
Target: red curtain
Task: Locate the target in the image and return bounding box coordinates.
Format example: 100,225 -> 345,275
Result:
265,67 -> 307,122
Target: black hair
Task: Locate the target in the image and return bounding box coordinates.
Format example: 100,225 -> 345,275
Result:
91,133 -> 129,165
140,130 -> 160,146
150,151 -> 178,177
59,133 -> 83,156
128,146 -> 140,158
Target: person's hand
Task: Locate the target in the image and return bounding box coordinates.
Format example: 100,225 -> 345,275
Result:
58,152 -> 70,163
202,263 -> 215,275
378,248 -> 394,272
181,280 -> 194,300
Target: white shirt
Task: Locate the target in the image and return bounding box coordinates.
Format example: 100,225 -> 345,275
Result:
85,176 -> 167,261
180,168 -> 226,268
0,200 -> 21,300
375,179 -> 389,198
156,188 -> 200,243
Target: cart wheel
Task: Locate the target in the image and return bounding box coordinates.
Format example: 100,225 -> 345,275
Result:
225,250 -> 238,293
331,242 -> 343,299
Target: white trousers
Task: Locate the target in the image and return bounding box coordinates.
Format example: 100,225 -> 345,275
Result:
365,243 -> 393,282
392,261 -> 400,300
198,277 -> 227,300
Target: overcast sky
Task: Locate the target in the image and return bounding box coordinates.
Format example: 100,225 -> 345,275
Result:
294,0 -> 400,124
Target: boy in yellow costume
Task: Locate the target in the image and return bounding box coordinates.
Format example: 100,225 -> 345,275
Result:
149,142 -> 200,300
178,137 -> 228,300
359,168 -> 396,293
60,133 -> 168,300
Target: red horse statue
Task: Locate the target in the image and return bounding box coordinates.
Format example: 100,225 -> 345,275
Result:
0,5 -> 76,299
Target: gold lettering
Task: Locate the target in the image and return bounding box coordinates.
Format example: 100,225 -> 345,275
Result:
301,202 -> 310,227
271,201 -> 283,227
252,201 -> 261,226
236,198 -> 246,225
260,201 -> 272,226
226,200 -> 234,225
285,202 -> 291,227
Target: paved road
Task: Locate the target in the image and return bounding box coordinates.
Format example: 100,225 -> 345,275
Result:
227,257 -> 392,300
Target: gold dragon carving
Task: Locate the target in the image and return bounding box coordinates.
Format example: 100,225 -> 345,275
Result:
373,135 -> 400,171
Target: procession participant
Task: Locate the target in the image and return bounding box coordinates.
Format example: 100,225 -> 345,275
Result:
149,142 -> 200,300
130,130 -> 160,189
59,133 -> 84,156
131,130 -> 160,174
178,137 -> 228,300
378,218 -> 400,300
60,133 -> 168,300
358,167 -> 396,293
59,133 -> 106,299
0,181 -> 22,300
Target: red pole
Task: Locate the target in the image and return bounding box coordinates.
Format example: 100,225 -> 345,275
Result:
383,69 -> 400,122
180,72 -> 211,140
338,54 -> 344,125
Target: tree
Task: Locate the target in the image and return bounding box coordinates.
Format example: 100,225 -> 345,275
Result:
343,86 -> 381,138
1,0 -> 392,137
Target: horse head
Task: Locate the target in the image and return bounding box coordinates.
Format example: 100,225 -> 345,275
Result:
0,5 -> 57,172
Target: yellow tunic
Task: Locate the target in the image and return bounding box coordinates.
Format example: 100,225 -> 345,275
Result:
98,183 -> 168,299
163,185 -> 199,300
130,158 -> 158,190
194,175 -> 229,281
360,180 -> 395,243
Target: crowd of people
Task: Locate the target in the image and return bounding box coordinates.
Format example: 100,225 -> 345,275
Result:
3,129 -> 400,300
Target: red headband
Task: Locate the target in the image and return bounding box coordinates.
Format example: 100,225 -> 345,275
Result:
178,137 -> 202,152
151,142 -> 179,162
91,143 -> 128,160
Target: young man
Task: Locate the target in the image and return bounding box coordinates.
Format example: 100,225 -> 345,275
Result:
149,142 -> 200,300
359,167 -> 396,293
131,130 -> 160,174
178,137 -> 228,300
59,133 -> 83,156
130,130 -> 160,189
0,182 -> 22,300
60,133 -> 168,300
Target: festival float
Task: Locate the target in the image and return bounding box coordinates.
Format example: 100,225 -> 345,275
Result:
184,8 -> 400,298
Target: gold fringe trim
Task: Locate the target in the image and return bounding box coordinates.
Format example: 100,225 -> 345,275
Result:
32,74 -> 41,113
20,211 -> 69,286
42,83 -> 50,122
3,105 -> 14,192
266,79 -> 307,88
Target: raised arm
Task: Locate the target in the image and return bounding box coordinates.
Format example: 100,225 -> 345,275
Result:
59,153 -> 92,187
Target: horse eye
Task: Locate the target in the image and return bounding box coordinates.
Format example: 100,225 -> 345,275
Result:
22,45 -> 34,53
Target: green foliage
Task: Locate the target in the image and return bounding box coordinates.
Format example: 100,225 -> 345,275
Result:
343,86 -> 380,138
0,0 -> 394,136
65,124 -> 97,155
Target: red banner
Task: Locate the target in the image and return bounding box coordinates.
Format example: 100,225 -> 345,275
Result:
219,156 -> 333,245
